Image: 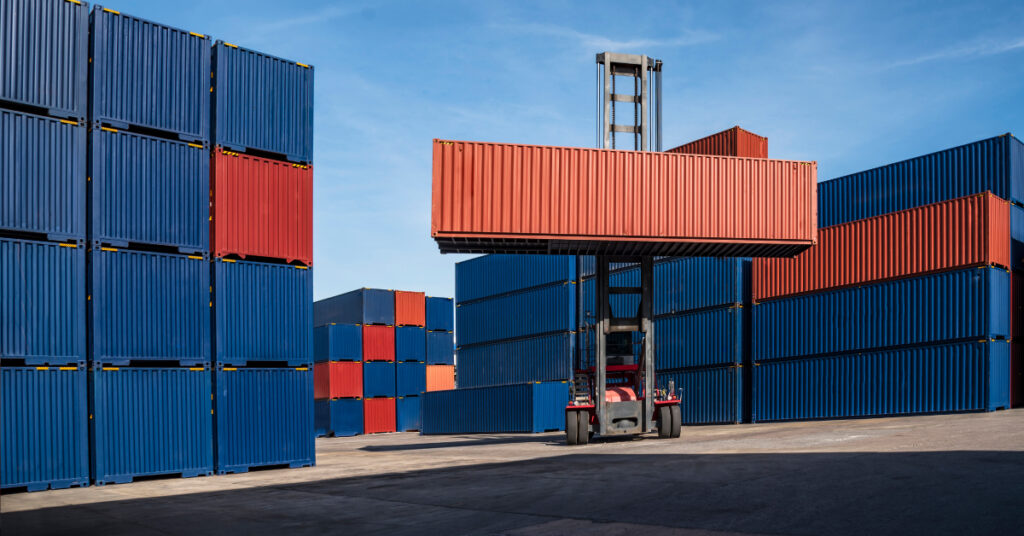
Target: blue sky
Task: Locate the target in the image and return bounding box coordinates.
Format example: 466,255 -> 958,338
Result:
123,0 -> 1024,300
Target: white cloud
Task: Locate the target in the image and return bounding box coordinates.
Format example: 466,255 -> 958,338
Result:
500,22 -> 719,52
887,36 -> 1024,68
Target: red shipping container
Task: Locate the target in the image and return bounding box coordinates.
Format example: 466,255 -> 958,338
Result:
666,126 -> 768,158
752,193 -> 1012,301
314,361 -> 362,400
364,397 -> 396,434
431,139 -> 817,257
394,291 -> 425,326
425,364 -> 455,391
362,325 -> 395,361
211,148 -> 313,265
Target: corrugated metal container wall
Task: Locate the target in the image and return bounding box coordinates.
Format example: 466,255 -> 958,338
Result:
432,140 -> 817,256
752,341 -> 1010,422
655,307 -> 746,370
214,259 -> 312,365
455,254 -> 576,303
425,365 -> 455,391
90,248 -> 209,365
362,325 -> 395,361
1,110 -> 85,239
90,6 -> 209,141
395,326 -> 425,362
212,42 -> 314,162
0,0 -> 88,119
754,267 -> 1010,362
394,291 -> 425,326
211,149 -> 312,264
363,361 -> 396,398
313,324 -> 361,362
818,134 -> 1023,227
90,366 -> 213,484
1013,205 -> 1024,270
1,238 -> 85,365
666,126 -> 768,158
455,332 -> 573,388
425,296 -> 454,332
753,193 -> 1012,301
90,128 -> 208,251
315,398 -> 362,437
396,361 -> 426,396
314,288 -> 394,326
313,361 -> 361,399
426,331 -> 455,365
421,382 -> 568,434
1,366 -> 88,491
214,367 -> 314,473
456,282 -> 575,346
656,257 -> 750,313
363,398 -> 396,434
657,366 -> 743,424
397,396 -> 420,432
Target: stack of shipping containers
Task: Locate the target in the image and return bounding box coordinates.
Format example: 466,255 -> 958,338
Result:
752,134 -> 1023,421
1,0 -> 90,492
395,291 -> 426,432
210,39 -> 315,472
425,296 -> 456,393
314,323 -> 363,437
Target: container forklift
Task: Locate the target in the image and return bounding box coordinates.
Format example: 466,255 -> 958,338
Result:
564,53 -> 681,445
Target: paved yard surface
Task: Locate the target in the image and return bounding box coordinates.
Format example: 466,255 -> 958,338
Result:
4,410 -> 1024,535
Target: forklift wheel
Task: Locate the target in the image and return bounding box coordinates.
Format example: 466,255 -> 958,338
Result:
566,411 -> 579,445
577,412 -> 590,445
657,406 -> 671,438
670,404 -> 681,438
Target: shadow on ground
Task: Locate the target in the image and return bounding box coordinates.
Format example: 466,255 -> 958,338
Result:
5,450 -> 1024,536
358,434 -> 562,451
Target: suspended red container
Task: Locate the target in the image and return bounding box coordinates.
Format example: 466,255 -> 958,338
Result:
666,126 -> 768,158
394,291 -> 425,327
313,361 -> 362,400
752,193 -> 1012,301
211,148 -> 312,265
431,139 -> 816,256
363,398 -> 396,434
362,325 -> 395,362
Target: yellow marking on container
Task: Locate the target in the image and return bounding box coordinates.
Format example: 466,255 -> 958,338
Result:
87,295 -> 91,301
296,62 -> 310,68
102,367 -> 119,371
100,126 -> 118,133
60,119 -> 78,125
188,255 -> 203,260
211,409 -> 215,414
59,243 -> 77,248
222,258 -> 236,263
102,7 -> 119,14
190,367 -> 205,371
224,43 -> 238,48
189,32 -> 205,38
65,0 -> 82,5
36,366 -> 50,370
188,143 -> 203,149
100,247 -> 118,252
223,367 -> 237,371
87,176 -> 91,181
60,367 -> 77,371
209,301 -> 212,307
295,265 -> 309,270
296,367 -> 308,371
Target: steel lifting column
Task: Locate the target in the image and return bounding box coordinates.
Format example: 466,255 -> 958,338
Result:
595,52 -> 663,151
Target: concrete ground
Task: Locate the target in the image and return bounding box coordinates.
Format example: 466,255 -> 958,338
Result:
3,410 -> 1024,536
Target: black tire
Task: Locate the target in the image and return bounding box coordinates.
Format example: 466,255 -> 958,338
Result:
577,412 -> 590,445
670,404 -> 681,438
566,411 -> 579,446
657,406 -> 671,438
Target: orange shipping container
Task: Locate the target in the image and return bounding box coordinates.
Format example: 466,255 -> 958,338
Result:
752,193 -> 1012,301
666,126 -> 768,158
313,361 -> 362,400
431,139 -> 816,256
425,364 -> 455,391
394,291 -> 425,327
363,398 -> 396,434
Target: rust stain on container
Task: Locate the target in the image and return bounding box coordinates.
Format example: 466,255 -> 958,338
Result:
666,126 -> 768,158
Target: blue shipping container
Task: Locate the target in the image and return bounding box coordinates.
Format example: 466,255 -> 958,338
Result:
426,331 -> 455,365
456,254 -> 576,304
657,365 -> 745,424
0,0 -> 88,119
314,324 -> 362,363
315,288 -> 394,327
818,134 -> 1024,227
421,382 -> 568,434
1014,205 -> 1024,270
214,367 -> 314,473
212,41 -> 314,162
90,6 -> 210,141
754,267 -> 1010,362
753,340 -> 1011,422
456,332 -> 573,389
2,238 -> 85,365
363,361 -> 396,398
90,366 -> 213,485
315,398 -> 362,437
396,361 -> 426,396
656,307 -> 746,370
89,128 -> 208,251
90,248 -> 209,365
1,365 -> 89,491
397,396 -> 420,432
396,326 -> 426,362
425,296 -> 454,332
214,259 -> 312,366
457,282 -> 575,346
1,109 -> 86,240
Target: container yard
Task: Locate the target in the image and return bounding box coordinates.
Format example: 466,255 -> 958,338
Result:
3,1 -> 1024,535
